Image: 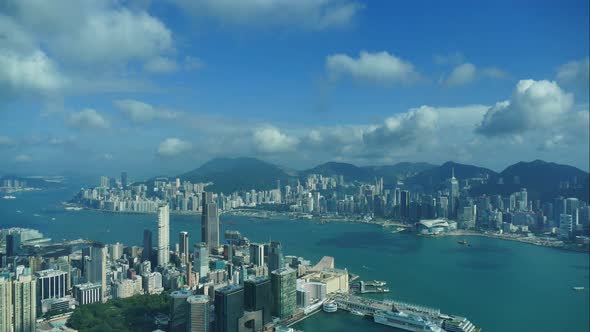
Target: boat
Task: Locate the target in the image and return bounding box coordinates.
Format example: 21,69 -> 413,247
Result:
374,309 -> 444,332
350,310 -> 365,316
457,240 -> 469,246
2,195 -> 16,199
573,286 -> 585,291
322,301 -> 337,313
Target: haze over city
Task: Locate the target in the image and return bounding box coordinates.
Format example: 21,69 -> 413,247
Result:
0,0 -> 588,177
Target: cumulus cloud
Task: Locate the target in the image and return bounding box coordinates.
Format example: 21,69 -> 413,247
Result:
477,79 -> 574,136
114,99 -> 180,124
144,57 -> 179,73
158,138 -> 192,156
253,127 -> 299,153
481,67 -> 508,79
326,51 -> 420,85
14,154 -> 32,163
67,109 -> 111,130
556,57 -> 589,92
443,63 -> 476,86
363,106 -> 439,146
171,0 -> 363,30
0,50 -> 65,98
441,61 -> 507,86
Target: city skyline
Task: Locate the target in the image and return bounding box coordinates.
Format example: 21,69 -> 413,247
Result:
0,1 -> 589,176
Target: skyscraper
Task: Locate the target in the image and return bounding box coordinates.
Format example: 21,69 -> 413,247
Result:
6,233 -> 20,257
157,204 -> 170,267
13,275 -> 36,332
0,278 -> 12,332
201,192 -> 219,253
121,171 -> 127,188
194,243 -> 209,280
214,284 -> 244,332
169,289 -> 192,332
244,276 -> 272,325
448,168 -> 459,220
187,295 -> 210,332
179,231 -> 189,265
400,190 -> 410,219
271,267 -> 297,320
143,229 -> 152,262
268,241 -> 284,272
86,245 -> 107,302
249,243 -> 265,267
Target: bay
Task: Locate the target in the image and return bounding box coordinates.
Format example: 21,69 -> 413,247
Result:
0,186 -> 589,332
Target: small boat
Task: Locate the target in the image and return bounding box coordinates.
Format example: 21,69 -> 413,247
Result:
51,218 -> 56,221
33,213 -> 41,217
2,195 -> 16,200
350,310 -> 365,316
457,240 -> 469,246
573,287 -> 585,291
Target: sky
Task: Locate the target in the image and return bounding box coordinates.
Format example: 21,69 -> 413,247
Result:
0,0 -> 589,178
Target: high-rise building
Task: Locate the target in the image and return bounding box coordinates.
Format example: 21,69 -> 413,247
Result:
121,171 -> 128,188
86,245 -> 107,302
36,269 -> 68,305
179,231 -> 189,265
194,243 -> 209,280
157,204 -> 170,267
73,283 -> 102,306
169,289 -> 192,332
244,276 -> 272,325
559,214 -> 573,240
214,284 -> 244,332
201,192 -> 219,253
268,241 -> 284,272
109,242 -> 123,260
448,168 -> 459,220
271,267 -> 297,320
0,278 -> 12,332
400,190 -> 410,219
6,233 -> 21,257
143,229 -> 153,262
249,243 -> 265,267
187,295 -> 210,332
13,275 -> 36,332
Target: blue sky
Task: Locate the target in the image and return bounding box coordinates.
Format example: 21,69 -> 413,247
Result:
0,0 -> 588,178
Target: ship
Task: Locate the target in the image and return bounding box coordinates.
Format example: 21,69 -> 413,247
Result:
350,310 -> 365,316
457,240 -> 469,246
2,195 -> 16,199
374,308 -> 444,332
572,286 -> 585,291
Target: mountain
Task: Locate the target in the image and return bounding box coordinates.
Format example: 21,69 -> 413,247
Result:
471,160 -> 589,201
301,162 -> 375,182
362,162 -> 437,181
178,157 -> 293,193
405,161 -> 497,190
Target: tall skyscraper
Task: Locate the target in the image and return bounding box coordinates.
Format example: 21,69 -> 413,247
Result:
201,192 -> 219,253
121,171 -> 128,188
187,295 -> 210,332
6,233 -> 20,257
143,229 -> 153,262
400,190 -> 410,219
157,204 -> 170,267
0,278 -> 12,332
244,276 -> 272,325
268,241 -> 284,272
249,243 -> 264,267
86,245 -> 107,302
179,231 -> 189,265
271,267 -> 297,320
214,284 -> 244,332
169,289 -> 192,332
13,275 -> 36,332
194,243 -> 209,279
448,168 -> 459,220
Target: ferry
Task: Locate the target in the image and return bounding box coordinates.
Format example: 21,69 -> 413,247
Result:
322,301 -> 338,313
573,286 -> 585,291
374,309 -> 444,332
2,195 -> 16,199
457,240 -> 469,246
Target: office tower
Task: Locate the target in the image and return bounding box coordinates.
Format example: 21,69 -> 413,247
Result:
268,241 -> 284,272
400,190 -> 410,219
143,229 -> 153,261
170,289 -> 192,332
448,168 -> 459,219
244,276 -> 272,325
194,243 -> 209,279
121,171 -> 127,188
36,269 -> 68,305
85,245 -> 107,302
13,275 -> 36,332
6,233 -> 21,257
73,283 -> 101,305
179,231 -> 189,265
157,203 -> 170,267
214,285 -> 244,332
271,267 -> 297,320
0,278 -> 11,332
559,214 -> 573,240
109,242 -> 123,260
201,192 -> 219,253
519,188 -> 528,210
553,197 -> 566,227
249,243 -> 265,267
100,176 -> 110,188
187,295 -> 210,332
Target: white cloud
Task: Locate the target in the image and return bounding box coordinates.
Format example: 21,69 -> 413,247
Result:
443,63 -> 476,86
253,126 -> 299,153
556,57 -> 589,92
144,57 -> 179,73
326,51 -> 420,85
67,109 -> 110,130
481,67 -> 508,79
158,138 -> 192,156
363,106 -> 439,146
0,136 -> 15,147
0,50 -> 65,98
171,0 -> 363,30
114,99 -> 180,124
477,79 -> 574,136
14,154 -> 32,163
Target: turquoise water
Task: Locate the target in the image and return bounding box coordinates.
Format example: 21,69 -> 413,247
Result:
1,186 -> 589,331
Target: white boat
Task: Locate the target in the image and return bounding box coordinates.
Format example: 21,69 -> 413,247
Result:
374,309 -> 444,332
573,286 -> 585,291
322,302 -> 337,313
350,310 -> 365,316
2,195 -> 16,199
